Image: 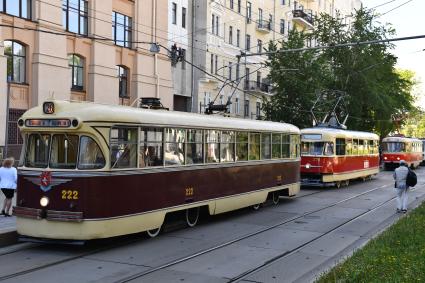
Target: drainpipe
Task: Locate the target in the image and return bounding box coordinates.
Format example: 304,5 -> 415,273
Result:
190,0 -> 195,112
152,0 -> 159,99
4,83 -> 10,158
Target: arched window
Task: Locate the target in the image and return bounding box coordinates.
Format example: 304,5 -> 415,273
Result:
117,65 -> 129,98
4,41 -> 26,83
68,54 -> 84,91
1,0 -> 31,19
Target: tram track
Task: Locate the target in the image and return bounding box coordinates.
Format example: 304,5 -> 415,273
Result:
0,176 -> 412,282
115,180 -> 395,282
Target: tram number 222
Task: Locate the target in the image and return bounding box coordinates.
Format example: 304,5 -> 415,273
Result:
61,190 -> 79,200
185,187 -> 194,197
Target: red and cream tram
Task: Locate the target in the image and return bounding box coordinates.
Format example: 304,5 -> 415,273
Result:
382,135 -> 423,169
13,100 -> 300,241
300,127 -> 380,187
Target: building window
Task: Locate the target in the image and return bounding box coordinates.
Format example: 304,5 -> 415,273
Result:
257,39 -> 262,53
256,102 -> 261,118
112,11 -> 132,48
117,65 -> 129,98
182,7 -> 186,28
236,29 -> 240,47
172,2 -> 177,24
1,0 -> 31,19
280,19 -> 285,34
238,0 -> 241,13
181,49 -> 186,69
281,0 -> 286,4
258,8 -> 263,22
235,97 -> 239,114
246,2 -> 252,23
229,26 -> 233,44
228,62 -> 232,80
245,34 -> 251,51
230,0 -> 233,9
4,41 -> 26,83
62,0 -> 88,35
236,64 -> 240,81
244,100 -> 250,118
69,54 -> 84,91
215,15 -> 220,36
210,53 -> 214,74
212,14 -> 215,34
215,55 -> 218,75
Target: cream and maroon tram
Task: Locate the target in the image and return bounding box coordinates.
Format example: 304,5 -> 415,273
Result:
300,127 -> 380,187
14,100 -> 300,241
382,135 -> 423,169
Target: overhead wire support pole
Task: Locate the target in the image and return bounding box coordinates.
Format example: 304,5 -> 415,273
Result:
238,34 -> 425,58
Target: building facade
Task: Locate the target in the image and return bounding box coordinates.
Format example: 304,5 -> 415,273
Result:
0,0 -> 173,159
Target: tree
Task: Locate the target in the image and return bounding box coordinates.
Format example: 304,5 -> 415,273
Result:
265,8 -> 417,138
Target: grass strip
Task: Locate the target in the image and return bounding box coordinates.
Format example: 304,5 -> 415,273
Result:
317,201 -> 425,282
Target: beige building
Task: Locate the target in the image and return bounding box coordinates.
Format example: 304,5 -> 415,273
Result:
0,0 -> 173,159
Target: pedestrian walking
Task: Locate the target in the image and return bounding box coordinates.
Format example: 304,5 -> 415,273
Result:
0,157 -> 17,217
393,160 -> 409,213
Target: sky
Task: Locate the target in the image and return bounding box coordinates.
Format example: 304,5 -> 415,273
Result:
362,0 -> 425,108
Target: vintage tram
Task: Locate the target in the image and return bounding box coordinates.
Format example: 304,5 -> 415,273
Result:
13,100 -> 300,241
381,135 -> 423,169
300,127 -> 380,187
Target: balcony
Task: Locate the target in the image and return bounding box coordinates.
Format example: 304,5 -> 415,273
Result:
244,80 -> 272,95
256,20 -> 271,33
292,9 -> 314,29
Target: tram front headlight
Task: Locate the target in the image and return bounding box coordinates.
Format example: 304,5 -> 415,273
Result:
384,157 -> 387,160
40,196 -> 49,207
305,163 -> 311,169
397,157 -> 400,161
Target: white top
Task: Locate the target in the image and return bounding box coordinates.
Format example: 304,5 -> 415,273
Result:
0,167 -> 18,190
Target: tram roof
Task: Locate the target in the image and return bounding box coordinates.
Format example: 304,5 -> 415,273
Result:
382,136 -> 422,143
21,100 -> 300,133
301,127 -> 379,140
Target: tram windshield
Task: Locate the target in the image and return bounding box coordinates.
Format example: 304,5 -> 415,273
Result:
24,133 -> 105,169
383,142 -> 405,153
301,142 -> 334,156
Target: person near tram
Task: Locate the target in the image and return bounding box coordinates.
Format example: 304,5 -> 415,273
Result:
393,160 -> 409,213
0,157 -> 17,217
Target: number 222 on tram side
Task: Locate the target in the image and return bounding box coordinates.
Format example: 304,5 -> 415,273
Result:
300,127 -> 380,188
13,101 -> 301,242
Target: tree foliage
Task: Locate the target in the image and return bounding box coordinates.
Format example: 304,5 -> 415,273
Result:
264,8 -> 417,138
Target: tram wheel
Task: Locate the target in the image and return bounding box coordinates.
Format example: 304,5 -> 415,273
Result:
344,180 -> 350,187
186,207 -> 200,227
252,204 -> 261,210
146,227 -> 161,238
272,191 -> 280,205
335,181 -> 342,189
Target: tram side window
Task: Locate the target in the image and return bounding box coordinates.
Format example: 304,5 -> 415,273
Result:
406,142 -> 412,153
236,132 -> 248,161
345,139 -> 352,155
374,140 -> 379,154
111,127 -> 138,169
206,130 -> 220,163
25,134 -> 50,168
140,128 -> 163,167
282,134 -> 290,158
50,135 -> 78,169
249,133 -> 260,160
352,139 -> 359,155
261,133 -> 271,159
336,138 -> 345,156
290,135 -> 300,158
165,128 -> 185,166
186,129 -> 203,164
358,140 -> 365,155
78,136 -> 105,169
272,133 -> 282,159
221,131 -> 235,162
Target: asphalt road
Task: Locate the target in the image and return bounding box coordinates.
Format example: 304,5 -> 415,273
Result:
1,167 -> 425,283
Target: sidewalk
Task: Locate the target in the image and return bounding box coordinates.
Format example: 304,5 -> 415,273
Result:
0,194 -> 17,247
